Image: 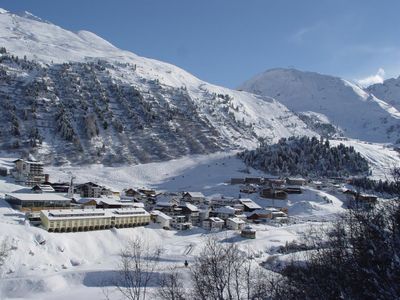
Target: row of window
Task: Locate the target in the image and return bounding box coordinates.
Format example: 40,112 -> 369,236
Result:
47,216 -> 150,228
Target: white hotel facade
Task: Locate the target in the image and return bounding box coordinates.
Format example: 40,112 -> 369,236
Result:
40,208 -> 150,232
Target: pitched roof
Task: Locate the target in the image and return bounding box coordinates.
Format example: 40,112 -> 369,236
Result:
6,193 -> 70,201
239,198 -> 262,209
184,192 -> 205,198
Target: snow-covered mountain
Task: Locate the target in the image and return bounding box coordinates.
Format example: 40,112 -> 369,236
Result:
367,76 -> 400,112
0,9 -> 315,165
239,68 -> 400,143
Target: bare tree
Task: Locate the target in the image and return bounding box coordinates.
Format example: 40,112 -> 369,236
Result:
0,239 -> 10,270
115,237 -> 162,300
190,238 -> 268,300
157,267 -> 186,300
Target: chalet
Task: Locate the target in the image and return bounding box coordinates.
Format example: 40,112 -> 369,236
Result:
230,178 -> 245,185
226,217 -> 246,230
240,185 -> 257,194
171,215 -> 192,230
345,190 -> 378,208
99,198 -> 135,209
241,225 -> 256,239
203,217 -> 224,231
260,188 -> 288,200
310,181 -> 324,189
11,159 -> 47,186
182,192 -> 205,203
245,177 -> 263,185
283,187 -> 303,194
198,206 -> 211,222
123,188 -> 143,199
179,202 -> 200,225
264,178 -> 286,187
239,198 -> 262,212
357,194 -> 378,203
211,206 -> 236,220
247,209 -> 274,221
5,193 -> 70,211
40,208 -> 150,232
138,188 -> 157,197
286,177 -> 307,186
209,196 -> 237,208
75,182 -> 112,198
31,184 -> 55,193
50,182 -> 70,193
150,210 -> 172,229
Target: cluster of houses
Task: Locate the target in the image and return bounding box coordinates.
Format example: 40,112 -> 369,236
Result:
233,176 -> 307,201
1,159 -> 380,237
2,159 -> 273,238
232,175 -> 378,208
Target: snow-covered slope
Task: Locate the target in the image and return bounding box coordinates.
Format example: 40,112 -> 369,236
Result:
367,76 -> 400,112
239,68 -> 400,143
0,9 -> 315,165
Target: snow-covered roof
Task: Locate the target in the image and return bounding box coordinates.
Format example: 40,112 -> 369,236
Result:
180,202 -> 199,212
184,192 -> 205,198
209,217 -> 224,223
151,210 -> 172,220
13,159 -> 43,165
248,208 -> 277,217
227,217 -> 245,224
214,206 -> 236,214
6,193 -> 70,202
242,225 -> 256,232
32,184 -> 55,192
41,208 -> 149,220
239,198 -> 262,209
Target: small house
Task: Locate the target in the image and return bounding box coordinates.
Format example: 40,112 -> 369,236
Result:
286,177 -> 307,186
203,217 -> 224,231
171,215 -> 192,230
239,198 -> 262,212
240,185 -> 257,194
241,225 -> 256,239
212,206 -> 236,220
179,202 -> 200,225
31,184 -> 55,193
182,192 -> 205,203
260,188 -> 288,200
226,217 -> 246,230
151,210 -> 172,229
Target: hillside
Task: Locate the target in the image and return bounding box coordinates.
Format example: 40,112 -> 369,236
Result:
239,136 -> 370,177
367,76 -> 400,112
0,9 -> 315,165
239,68 -> 400,143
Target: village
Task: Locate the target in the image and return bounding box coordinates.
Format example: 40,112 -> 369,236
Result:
0,158 -> 378,239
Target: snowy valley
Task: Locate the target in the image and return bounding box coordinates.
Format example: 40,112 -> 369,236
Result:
0,7 -> 399,300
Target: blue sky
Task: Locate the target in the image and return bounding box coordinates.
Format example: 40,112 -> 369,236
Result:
1,0 -> 399,88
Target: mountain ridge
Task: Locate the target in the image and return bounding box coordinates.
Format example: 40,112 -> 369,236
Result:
239,68 -> 400,143
0,10 -> 315,165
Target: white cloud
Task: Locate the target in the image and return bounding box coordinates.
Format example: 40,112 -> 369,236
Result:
357,68 -> 385,87
289,23 -> 323,43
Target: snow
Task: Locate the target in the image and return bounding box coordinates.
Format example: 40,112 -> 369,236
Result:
0,10 -> 317,162
368,76 -> 400,111
330,139 -> 400,179
5,193 -> 70,201
239,68 -> 400,143
0,8 -> 398,300
0,150 -> 351,299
